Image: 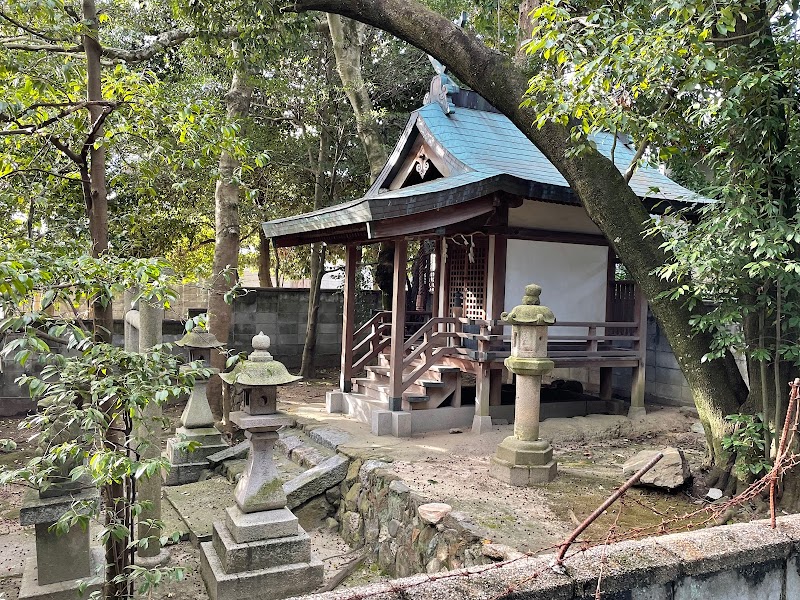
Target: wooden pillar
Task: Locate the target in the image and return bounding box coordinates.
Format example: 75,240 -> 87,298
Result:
600,246 -> 616,401
432,237 -> 443,320
388,238 -> 407,411
630,284 -> 648,417
485,234 -> 507,325
340,244 -> 361,393
437,237 -> 449,320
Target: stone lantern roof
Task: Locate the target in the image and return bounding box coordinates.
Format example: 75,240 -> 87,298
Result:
175,327 -> 224,349
219,332 -> 301,386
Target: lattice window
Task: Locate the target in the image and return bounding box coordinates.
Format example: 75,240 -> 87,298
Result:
447,237 -> 488,319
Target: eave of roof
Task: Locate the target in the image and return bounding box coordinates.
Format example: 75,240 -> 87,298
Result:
263,100 -> 709,245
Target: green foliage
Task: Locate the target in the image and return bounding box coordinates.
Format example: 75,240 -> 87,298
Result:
721,413 -> 773,476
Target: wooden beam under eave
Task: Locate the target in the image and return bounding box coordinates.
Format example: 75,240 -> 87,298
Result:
368,197 -> 496,240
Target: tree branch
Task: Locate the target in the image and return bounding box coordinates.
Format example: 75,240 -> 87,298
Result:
623,138 -> 649,183
47,135 -> 83,165
0,10 -> 74,43
80,106 -> 113,162
0,100 -> 117,136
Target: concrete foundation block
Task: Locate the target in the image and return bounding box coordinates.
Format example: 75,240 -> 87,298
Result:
489,456 -> 557,485
200,541 -> 323,600
628,405 -> 647,419
163,461 -> 209,486
225,506 -> 299,544
371,409 -> 392,436
19,489 -> 98,527
34,523 -> 92,586
472,415 -> 494,434
326,391 -> 344,414
19,546 -> 104,600
391,412 -> 412,437
167,437 -> 228,464
211,521 -> 311,573
494,438 -> 553,467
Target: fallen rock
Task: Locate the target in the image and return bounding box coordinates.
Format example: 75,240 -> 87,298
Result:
482,543 -> 525,561
449,428 -> 463,434
705,487 -> 723,501
284,454 -> 350,509
690,421 -> 705,435
206,440 -> 249,466
622,447 -> 690,490
418,503 -> 452,525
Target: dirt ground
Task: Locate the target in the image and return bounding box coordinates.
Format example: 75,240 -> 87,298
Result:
0,371 -> 761,598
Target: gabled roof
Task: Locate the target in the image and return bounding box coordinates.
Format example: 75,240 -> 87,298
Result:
263,89 -> 707,247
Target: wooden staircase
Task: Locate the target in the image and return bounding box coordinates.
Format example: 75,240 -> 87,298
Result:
351,358 -> 462,411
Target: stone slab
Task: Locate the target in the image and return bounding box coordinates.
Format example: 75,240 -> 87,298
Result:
175,426 -> 226,444
207,441 -> 250,466
489,456 -> 557,485
325,391 -> 344,414
34,522 -> 91,585
225,506 -> 299,544
20,490 -> 98,527
391,411 -> 411,438
167,437 -> 228,464
673,560 -> 785,600
164,477 -> 234,545
653,520 -> 792,576
200,541 -> 323,600
163,461 -> 210,486
284,454 -> 349,510
18,547 -> 103,600
230,412 -> 295,431
564,537 -> 681,597
307,427 -> 351,451
211,521 -> 311,573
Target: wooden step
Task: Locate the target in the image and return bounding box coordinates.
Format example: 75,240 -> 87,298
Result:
417,379 -> 445,388
405,395 -> 429,404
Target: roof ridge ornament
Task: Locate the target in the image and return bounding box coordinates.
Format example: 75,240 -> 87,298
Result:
424,12 -> 467,116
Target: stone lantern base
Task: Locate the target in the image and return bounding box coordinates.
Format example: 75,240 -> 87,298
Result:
18,490 -> 104,600
200,506 -> 323,600
489,437 -> 557,485
164,426 -> 227,486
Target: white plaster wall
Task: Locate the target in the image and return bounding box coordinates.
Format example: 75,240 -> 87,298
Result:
504,240 -> 607,337
508,201 -> 602,234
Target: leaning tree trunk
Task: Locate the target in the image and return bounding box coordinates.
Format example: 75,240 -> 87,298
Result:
207,55 -> 253,419
291,0 -> 750,466
327,13 -> 397,311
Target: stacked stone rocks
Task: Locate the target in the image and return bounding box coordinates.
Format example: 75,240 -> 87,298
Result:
334,459 -> 489,577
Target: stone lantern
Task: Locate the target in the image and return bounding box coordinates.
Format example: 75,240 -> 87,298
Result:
164,327 -> 227,485
200,333 -> 322,600
489,284 -> 558,485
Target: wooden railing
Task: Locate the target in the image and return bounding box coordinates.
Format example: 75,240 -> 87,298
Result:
351,311 -> 391,374
399,317 -> 458,395
452,319 -> 643,360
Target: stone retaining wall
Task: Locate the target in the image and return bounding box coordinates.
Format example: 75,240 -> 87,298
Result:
298,514 -> 800,600
333,458 -> 490,577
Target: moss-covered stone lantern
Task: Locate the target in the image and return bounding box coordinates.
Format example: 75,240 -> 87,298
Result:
164,327 -> 226,485
201,333 -> 322,600
219,332 -> 300,513
489,284 -> 558,485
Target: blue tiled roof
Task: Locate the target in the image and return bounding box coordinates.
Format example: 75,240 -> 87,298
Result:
262,99 -> 707,243
372,103 -> 705,204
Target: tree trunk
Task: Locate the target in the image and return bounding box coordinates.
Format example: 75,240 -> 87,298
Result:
207,54 -> 253,420
82,0 -> 112,344
300,87 -> 332,378
327,13 -> 396,313
327,13 -> 387,180
291,0 -> 749,464
258,229 -> 274,288
300,243 -> 326,378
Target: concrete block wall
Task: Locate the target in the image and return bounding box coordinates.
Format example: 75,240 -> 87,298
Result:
230,288 -> 381,370
609,311 -> 695,407
300,514 -> 800,600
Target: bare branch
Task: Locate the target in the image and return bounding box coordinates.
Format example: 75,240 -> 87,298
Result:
1,167 -> 85,183
623,139 -> 649,184
0,100 -> 117,136
80,106 -> 113,162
